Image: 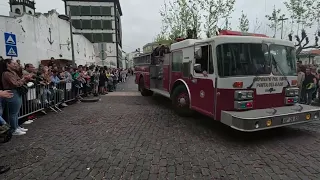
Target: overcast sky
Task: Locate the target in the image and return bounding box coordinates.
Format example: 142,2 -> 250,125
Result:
0,0 -> 317,52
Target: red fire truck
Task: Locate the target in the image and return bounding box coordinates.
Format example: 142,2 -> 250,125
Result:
134,30 -> 319,132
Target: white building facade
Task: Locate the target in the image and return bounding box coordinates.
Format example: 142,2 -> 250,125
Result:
63,0 -> 122,68
120,50 -> 126,69
126,51 -> 141,68
0,0 -> 95,66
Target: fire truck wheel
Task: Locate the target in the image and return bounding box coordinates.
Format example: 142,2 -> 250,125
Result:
172,85 -> 193,116
139,77 -> 153,96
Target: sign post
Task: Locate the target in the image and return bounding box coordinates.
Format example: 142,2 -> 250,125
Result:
4,32 -> 18,58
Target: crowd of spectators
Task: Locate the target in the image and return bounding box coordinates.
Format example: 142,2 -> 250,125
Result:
0,57 -> 132,137
297,60 -> 320,105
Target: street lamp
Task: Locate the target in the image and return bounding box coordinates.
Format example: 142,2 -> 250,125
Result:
58,12 -> 76,67
279,17 -> 289,39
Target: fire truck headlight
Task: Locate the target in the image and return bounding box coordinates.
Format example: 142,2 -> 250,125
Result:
255,121 -> 259,129
234,90 -> 254,100
246,91 -> 253,99
285,88 -> 299,97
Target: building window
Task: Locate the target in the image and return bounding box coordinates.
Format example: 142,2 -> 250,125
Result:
102,20 -> 112,29
92,20 -> 102,29
83,33 -> 93,42
90,6 -> 101,16
103,33 -> 113,42
72,20 -> 81,29
80,6 -> 91,16
15,8 -> 21,14
81,20 -> 91,29
101,7 -> 112,15
70,6 -> 80,16
93,33 -> 103,42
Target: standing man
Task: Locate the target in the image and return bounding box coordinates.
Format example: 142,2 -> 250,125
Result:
303,67 -> 317,105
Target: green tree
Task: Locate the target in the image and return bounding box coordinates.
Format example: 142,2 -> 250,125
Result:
159,0 -> 201,40
284,0 -> 319,56
154,34 -> 174,45
201,0 -> 236,37
288,30 -> 320,56
265,6 -> 285,38
238,11 -> 249,32
284,0 -> 315,31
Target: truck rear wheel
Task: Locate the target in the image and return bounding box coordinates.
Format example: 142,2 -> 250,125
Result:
171,85 -> 193,116
139,77 -> 153,96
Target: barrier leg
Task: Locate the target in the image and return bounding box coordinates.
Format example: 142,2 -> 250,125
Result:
54,105 -> 62,112
49,106 -> 58,113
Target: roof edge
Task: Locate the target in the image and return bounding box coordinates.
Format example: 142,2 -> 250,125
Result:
116,0 -> 122,16
62,0 -> 122,16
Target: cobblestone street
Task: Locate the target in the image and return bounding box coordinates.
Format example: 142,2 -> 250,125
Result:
1,76 -> 320,179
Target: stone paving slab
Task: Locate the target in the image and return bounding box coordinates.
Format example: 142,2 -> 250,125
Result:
0,77 -> 320,179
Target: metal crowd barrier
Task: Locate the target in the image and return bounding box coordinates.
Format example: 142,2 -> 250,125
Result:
18,82 -> 83,119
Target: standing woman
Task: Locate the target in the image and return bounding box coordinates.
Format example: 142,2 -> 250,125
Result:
99,68 -> 107,95
0,59 -> 31,135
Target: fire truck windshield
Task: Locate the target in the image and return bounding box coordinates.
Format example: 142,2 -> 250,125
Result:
270,45 -> 297,76
216,43 -> 296,77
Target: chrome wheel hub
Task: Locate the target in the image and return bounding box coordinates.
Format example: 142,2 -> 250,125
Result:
179,97 -> 186,106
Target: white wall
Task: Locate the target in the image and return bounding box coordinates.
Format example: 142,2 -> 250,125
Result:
121,51 -> 126,69
94,42 -> 117,68
0,10 -> 95,66
126,52 -> 140,68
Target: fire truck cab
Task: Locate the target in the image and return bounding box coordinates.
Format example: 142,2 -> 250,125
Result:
134,30 -> 320,132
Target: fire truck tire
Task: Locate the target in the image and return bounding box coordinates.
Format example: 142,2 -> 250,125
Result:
139,77 -> 153,96
172,85 -> 193,116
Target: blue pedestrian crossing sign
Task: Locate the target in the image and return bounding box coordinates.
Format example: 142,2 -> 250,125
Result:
5,45 -> 18,57
4,33 -> 16,45
4,32 -> 18,57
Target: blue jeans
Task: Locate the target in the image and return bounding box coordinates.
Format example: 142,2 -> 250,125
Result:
4,90 -> 22,130
0,98 -> 7,125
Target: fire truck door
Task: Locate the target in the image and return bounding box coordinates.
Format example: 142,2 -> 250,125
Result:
189,44 -> 215,116
162,54 -> 170,91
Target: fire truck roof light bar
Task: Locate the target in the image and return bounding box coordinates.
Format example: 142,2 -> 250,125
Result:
219,30 -> 268,37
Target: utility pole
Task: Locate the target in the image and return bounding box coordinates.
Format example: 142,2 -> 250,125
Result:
69,9 -> 76,67
58,10 -> 76,67
225,18 -> 229,30
279,17 -> 288,39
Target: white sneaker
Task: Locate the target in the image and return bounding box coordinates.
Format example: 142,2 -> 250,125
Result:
13,129 -> 26,136
23,120 -> 33,125
61,103 -> 68,107
18,127 -> 28,132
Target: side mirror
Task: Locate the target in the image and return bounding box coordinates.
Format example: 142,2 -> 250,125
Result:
194,64 -> 202,73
